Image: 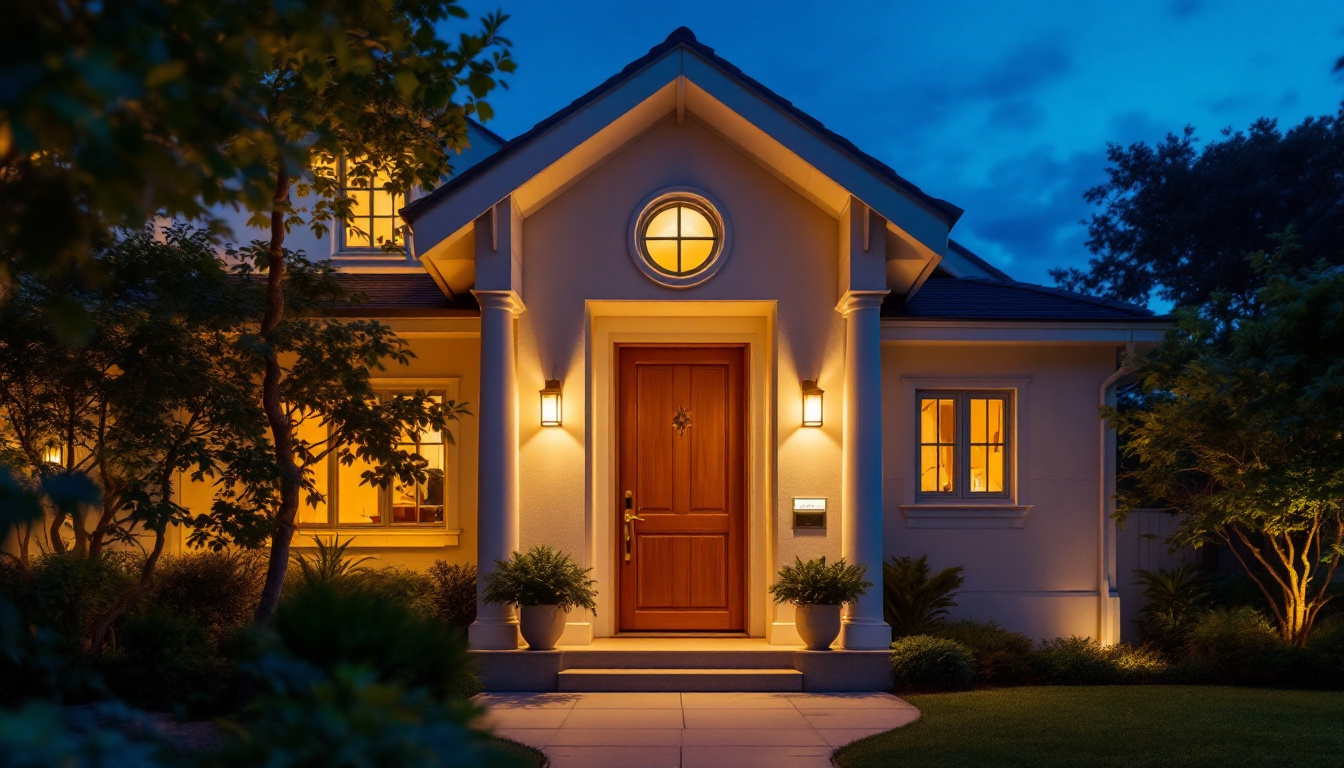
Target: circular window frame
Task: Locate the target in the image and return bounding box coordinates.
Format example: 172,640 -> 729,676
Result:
627,188 -> 731,289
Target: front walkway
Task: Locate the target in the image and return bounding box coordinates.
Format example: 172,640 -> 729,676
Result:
475,691 -> 920,768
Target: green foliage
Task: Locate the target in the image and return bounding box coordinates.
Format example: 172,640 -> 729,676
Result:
5,552 -> 138,651
265,581 -> 474,701
0,701 -> 176,768
1133,565 -> 1211,656
1033,637 -> 1168,685
1183,607 -> 1289,685
483,546 -> 597,613
426,561 -> 478,630
0,1 -> 514,320
889,635 -> 977,691
936,620 -> 1034,686
1108,257 -> 1344,645
1052,112 -> 1344,310
101,607 -> 237,716
769,556 -> 872,606
883,555 -> 965,638
144,551 -> 264,645
289,536 -> 375,589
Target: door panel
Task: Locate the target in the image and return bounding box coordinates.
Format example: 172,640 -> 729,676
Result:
617,346 -> 745,632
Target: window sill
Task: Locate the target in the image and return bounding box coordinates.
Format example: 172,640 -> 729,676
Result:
294,528 -> 461,548
899,504 -> 1032,529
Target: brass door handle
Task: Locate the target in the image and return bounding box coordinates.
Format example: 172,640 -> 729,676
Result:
623,491 -> 643,562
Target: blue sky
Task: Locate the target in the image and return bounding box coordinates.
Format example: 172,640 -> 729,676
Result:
458,0 -> 1343,293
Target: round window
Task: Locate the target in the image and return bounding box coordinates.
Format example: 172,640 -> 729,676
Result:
628,190 -> 729,288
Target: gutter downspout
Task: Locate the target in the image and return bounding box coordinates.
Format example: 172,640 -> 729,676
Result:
1098,340 -> 1136,645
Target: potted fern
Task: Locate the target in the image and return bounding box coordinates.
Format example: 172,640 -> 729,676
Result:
770,556 -> 872,650
483,545 -> 597,650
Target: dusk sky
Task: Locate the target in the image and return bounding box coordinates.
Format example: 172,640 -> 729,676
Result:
457,0 -> 1343,298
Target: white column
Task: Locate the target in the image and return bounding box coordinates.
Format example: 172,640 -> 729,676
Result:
469,290 -> 525,650
837,290 -> 892,650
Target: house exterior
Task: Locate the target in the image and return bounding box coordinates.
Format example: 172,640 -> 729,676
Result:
167,28 -> 1167,681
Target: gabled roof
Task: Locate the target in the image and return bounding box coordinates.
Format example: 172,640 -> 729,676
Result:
941,239 -> 1014,282
402,27 -> 960,250
886,276 -> 1159,322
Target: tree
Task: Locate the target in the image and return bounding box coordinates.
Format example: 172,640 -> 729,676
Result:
1052,110 -> 1344,311
0,224 -> 266,651
1108,250 -> 1344,646
230,1 -> 511,622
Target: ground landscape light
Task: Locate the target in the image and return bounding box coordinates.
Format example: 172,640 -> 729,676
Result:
802,379 -> 824,427
540,378 -> 562,427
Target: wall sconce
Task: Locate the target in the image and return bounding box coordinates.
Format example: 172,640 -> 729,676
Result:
540,378 -> 562,427
42,444 -> 63,465
801,380 -> 824,427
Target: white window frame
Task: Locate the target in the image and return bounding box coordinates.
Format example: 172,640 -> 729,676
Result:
334,156 -> 410,257
914,389 -> 1014,501
297,378 -> 461,546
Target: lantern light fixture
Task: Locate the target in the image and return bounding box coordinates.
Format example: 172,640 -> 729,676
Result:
540,378 -> 562,427
801,379 -> 824,427
42,444 -> 63,466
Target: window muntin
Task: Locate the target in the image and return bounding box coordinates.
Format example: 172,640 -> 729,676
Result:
303,392 -> 447,527
640,201 -> 719,276
340,159 -> 402,251
917,391 -> 1012,499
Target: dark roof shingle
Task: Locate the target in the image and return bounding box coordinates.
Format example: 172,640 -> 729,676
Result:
327,273 -> 475,316
886,277 -> 1159,322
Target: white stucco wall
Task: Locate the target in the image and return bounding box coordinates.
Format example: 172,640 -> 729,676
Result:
881,342 -> 1118,641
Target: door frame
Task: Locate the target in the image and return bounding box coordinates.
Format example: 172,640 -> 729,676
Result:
614,344 -> 748,633
583,301 -> 776,643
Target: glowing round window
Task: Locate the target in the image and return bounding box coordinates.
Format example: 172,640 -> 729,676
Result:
640,201 -> 720,276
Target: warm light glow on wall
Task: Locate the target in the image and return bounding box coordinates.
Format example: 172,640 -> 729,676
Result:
540,379 -> 562,427
801,380 -> 824,427
42,445 -> 63,465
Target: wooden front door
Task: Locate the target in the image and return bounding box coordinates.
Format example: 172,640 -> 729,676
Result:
617,346 -> 746,632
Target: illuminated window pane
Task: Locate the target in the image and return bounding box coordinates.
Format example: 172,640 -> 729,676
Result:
337,455 -> 382,524
920,445 -> 939,492
937,399 -> 956,442
294,416 -> 329,525
681,239 -> 714,272
341,157 -> 400,250
988,399 -> 1003,443
920,399 -> 938,442
646,206 -> 680,238
645,239 -> 679,273
392,395 -> 445,525
679,206 -> 714,238
970,445 -> 987,493
938,445 -> 955,492
971,398 -> 986,443
372,217 -> 396,247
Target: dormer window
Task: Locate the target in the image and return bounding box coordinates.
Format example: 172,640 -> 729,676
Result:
340,158 -> 403,251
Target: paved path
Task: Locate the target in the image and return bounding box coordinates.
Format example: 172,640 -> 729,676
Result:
474,691 -> 919,768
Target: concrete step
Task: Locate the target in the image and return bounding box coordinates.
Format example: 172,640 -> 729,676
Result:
557,668 -> 804,692
561,649 -> 797,670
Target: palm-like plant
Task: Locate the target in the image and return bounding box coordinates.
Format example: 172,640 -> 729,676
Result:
769,556 -> 872,605
290,536 -> 374,587
482,546 -> 597,613
1133,565 -> 1210,654
883,555 -> 965,638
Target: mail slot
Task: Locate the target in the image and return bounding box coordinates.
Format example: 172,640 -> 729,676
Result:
793,497 -> 826,529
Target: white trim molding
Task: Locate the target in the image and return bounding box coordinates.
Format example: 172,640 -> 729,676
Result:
899,504 -> 1033,529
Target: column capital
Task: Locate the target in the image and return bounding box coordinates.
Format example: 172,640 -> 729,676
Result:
472,289 -> 526,316
835,289 -> 889,316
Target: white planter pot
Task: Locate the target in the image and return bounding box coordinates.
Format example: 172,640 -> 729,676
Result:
518,604 -> 567,650
795,603 -> 842,651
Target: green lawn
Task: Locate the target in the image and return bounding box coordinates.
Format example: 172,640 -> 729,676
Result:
834,686 -> 1344,768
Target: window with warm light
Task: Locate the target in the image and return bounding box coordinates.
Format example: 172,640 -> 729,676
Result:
640,201 -> 718,276
339,157 -> 402,251
297,391 -> 450,527
917,391 -> 1011,499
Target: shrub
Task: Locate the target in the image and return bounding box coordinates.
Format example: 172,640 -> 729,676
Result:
357,567 -> 437,618
8,551 -> 138,648
1184,607 -> 1290,686
265,581 -> 475,700
889,635 -> 977,691
1132,565 -> 1209,656
936,620 -> 1034,686
1032,637 -> 1167,685
769,556 -> 871,606
883,556 -> 964,638
483,546 -> 596,612
145,550 -> 263,644
102,607 -> 237,716
426,561 -> 477,630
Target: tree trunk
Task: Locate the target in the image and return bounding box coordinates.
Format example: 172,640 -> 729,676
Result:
253,164 -> 301,624
86,525 -> 167,655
